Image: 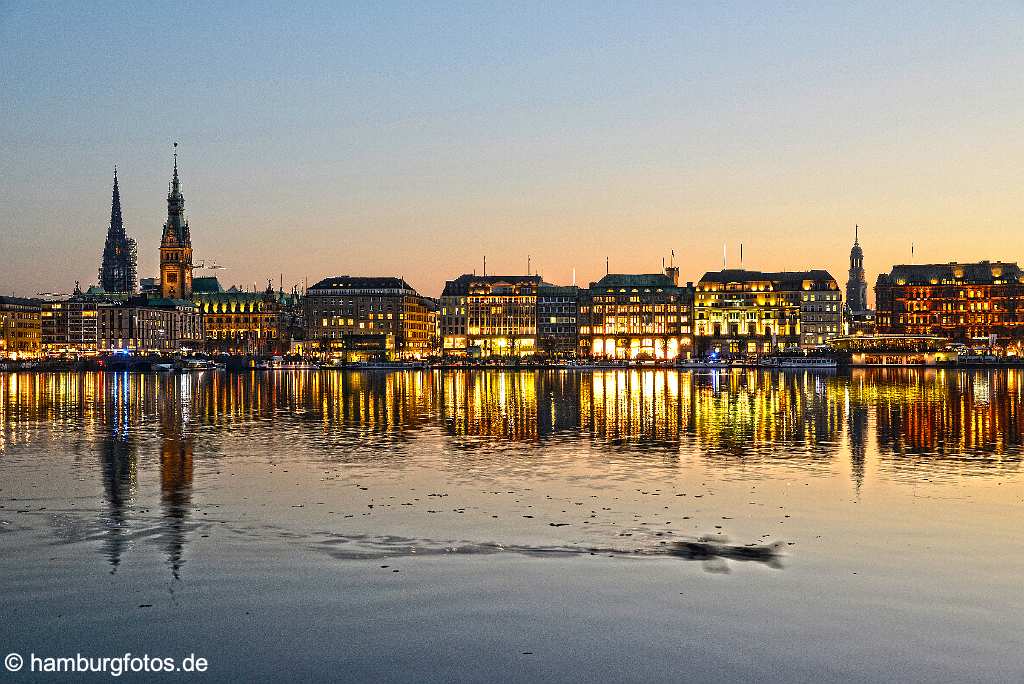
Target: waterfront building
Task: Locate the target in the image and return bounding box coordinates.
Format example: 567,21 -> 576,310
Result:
875,261 -> 1024,345
41,283 -> 201,356
97,169 -> 138,295
304,276 -> 435,360
159,148 -> 193,300
537,284 -> 579,358
440,274 -> 542,357
41,286 -> 112,355
577,267 -> 694,360
193,278 -> 303,355
98,298 -> 203,353
828,334 -> 957,366
0,296 -> 42,359
694,269 -> 842,356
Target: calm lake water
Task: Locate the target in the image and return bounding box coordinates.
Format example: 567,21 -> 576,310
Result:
1,369 -> 1022,682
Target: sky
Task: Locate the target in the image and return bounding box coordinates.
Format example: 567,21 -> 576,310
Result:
2,2 -> 1023,302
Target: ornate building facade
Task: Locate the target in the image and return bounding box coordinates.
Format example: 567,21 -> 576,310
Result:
577,268 -> 694,360
439,274 -> 542,357
98,169 -> 137,295
694,269 -> 842,355
194,279 -> 303,355
159,148 -> 193,300
875,261 -> 1024,343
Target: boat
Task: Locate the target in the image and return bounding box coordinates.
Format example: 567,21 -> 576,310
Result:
759,356 -> 837,369
183,359 -> 218,372
256,356 -> 322,370
153,363 -> 176,372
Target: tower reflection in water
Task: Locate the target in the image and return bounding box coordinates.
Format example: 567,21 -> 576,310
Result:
99,372 -> 137,572
1,367 -> 1022,572
158,375 -> 194,580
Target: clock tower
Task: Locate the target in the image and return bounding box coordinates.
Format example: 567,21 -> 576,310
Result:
160,144 -> 193,300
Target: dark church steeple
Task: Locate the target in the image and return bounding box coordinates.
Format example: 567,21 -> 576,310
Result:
98,167 -> 138,294
160,143 -> 193,299
846,224 -> 868,313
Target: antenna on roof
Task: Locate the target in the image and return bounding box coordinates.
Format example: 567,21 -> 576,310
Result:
483,255 -> 487,276
572,267 -> 576,286
723,243 -> 727,269
671,249 -> 675,267
911,242 -> 915,259
854,224 -> 859,245
606,256 -> 609,275
527,255 -> 531,275
740,243 -> 744,267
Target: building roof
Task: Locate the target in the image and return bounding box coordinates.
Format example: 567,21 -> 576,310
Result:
441,274 -> 544,297
877,261 -> 1023,285
192,276 -> 224,293
588,273 -> 678,290
309,276 -> 417,293
538,284 -> 580,295
698,269 -> 837,291
194,289 -> 301,306
137,297 -> 197,309
0,296 -> 42,308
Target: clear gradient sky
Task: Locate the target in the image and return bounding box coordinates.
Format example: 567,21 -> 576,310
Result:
2,2 -> 1023,301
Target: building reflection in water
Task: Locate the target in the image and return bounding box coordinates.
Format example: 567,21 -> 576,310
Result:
690,370 -> 844,466
580,370 -> 681,449
441,371 -> 542,442
3,367 -> 1024,571
860,368 -> 1024,474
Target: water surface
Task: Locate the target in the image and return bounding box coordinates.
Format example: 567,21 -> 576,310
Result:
1,369 -> 1022,682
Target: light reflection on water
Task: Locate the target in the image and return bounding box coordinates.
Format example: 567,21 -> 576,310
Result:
1,369 -> 1022,682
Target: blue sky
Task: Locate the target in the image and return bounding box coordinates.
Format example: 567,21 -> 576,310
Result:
2,1 -> 1023,297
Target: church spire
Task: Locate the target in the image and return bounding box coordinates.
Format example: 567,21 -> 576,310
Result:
98,167 -> 137,294
163,142 -> 188,245
846,224 -> 867,313
171,142 -> 180,196
109,167 -> 123,237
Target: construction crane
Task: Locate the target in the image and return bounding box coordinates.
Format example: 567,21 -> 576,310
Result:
192,259 -> 227,271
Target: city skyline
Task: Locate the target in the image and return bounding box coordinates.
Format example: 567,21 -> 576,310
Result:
4,3 -> 1024,299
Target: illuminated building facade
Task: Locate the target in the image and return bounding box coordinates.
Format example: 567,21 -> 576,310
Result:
694,269 -> 842,356
159,149 -> 193,300
875,261 -> 1024,344
0,296 -> 42,359
98,299 -> 203,353
97,169 -> 137,295
193,279 -> 302,355
440,274 -> 543,357
42,290 -> 109,355
577,268 -> 694,360
305,276 -> 436,360
41,283 -> 200,355
537,284 -> 579,358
